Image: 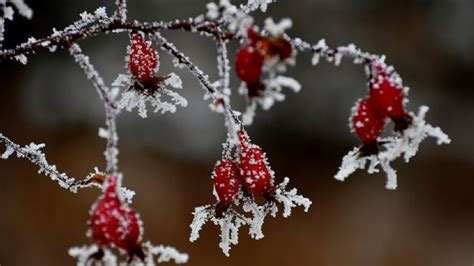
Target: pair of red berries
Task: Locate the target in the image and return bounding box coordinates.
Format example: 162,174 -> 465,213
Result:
352,63 -> 412,155
235,27 -> 292,97
129,33 -> 168,93
213,131 -> 274,217
89,175 -> 144,261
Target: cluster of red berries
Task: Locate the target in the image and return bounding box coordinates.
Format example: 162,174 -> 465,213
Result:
89,175 -> 144,261
213,130 -> 275,217
129,33 -> 168,94
352,62 -> 412,155
235,27 -> 292,97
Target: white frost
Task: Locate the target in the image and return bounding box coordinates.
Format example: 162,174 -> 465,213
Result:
335,106 -> 450,190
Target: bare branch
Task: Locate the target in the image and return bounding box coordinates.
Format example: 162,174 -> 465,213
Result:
151,32 -> 241,129
68,43 -> 119,174
0,133 -> 81,192
0,19 -> 235,60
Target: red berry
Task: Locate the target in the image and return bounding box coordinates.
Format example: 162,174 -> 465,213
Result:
238,131 -> 273,196
129,34 -> 158,84
352,98 -> 385,145
369,78 -> 405,120
236,44 -> 264,84
90,176 -> 142,255
213,160 -> 242,205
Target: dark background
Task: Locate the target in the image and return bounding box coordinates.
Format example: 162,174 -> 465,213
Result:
0,0 -> 473,265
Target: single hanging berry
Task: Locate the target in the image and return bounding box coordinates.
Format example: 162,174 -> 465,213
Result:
235,44 -> 264,85
212,160 -> 242,217
238,131 -> 274,198
352,98 -> 385,155
90,175 -> 144,260
129,33 -> 158,84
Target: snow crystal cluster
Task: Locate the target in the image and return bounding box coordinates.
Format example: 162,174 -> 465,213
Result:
115,73 -> 188,118
69,242 -> 188,265
190,177 -> 311,256
0,0 -> 32,61
335,106 -> 451,189
240,74 -> 301,125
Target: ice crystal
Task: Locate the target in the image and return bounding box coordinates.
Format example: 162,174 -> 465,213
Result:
240,76 -> 301,125
241,0 -> 274,13
114,72 -> 187,118
336,106 -> 451,189
190,205 -> 248,256
144,242 -> 189,264
68,244 -> 117,266
264,18 -> 292,36
1,146 -> 13,159
118,87 -> 188,118
190,173 -> 311,256
274,177 -> 312,218
69,242 -> 187,265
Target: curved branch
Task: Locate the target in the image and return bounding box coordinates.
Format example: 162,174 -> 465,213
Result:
0,18 -> 235,60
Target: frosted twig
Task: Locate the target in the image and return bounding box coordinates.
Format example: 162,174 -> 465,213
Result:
151,32 -> 241,130
68,43 -> 119,174
114,0 -> 127,22
0,19 -> 235,60
0,133 -> 83,192
290,37 -> 374,67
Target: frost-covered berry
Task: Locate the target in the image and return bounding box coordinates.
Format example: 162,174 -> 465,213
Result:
212,160 -> 242,217
129,34 -> 158,84
90,175 -> 144,260
236,44 -> 264,85
247,26 -> 292,60
238,131 -> 273,197
369,78 -> 405,120
352,98 -> 385,155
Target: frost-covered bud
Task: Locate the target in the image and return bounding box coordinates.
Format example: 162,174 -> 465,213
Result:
90,175 -> 144,261
351,98 -> 385,155
129,34 -> 158,84
238,131 -> 274,197
212,160 -> 242,217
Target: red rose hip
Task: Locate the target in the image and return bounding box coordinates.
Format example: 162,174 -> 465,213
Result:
129,34 -> 158,84
235,44 -> 264,84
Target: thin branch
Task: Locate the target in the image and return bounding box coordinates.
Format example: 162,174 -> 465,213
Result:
151,32 -> 241,127
0,18 -> 235,60
290,37 -> 374,67
68,43 -> 119,174
0,133 -> 81,191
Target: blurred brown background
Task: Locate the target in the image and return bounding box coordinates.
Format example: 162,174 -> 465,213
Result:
0,0 -> 473,265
